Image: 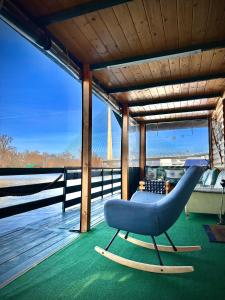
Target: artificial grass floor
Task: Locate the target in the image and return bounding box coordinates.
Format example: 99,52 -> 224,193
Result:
0,213 -> 225,300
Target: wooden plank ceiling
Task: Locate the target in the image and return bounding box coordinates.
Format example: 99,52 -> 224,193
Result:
17,0 -> 225,123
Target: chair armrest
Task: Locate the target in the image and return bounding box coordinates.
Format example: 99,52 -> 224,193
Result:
104,199 -> 158,236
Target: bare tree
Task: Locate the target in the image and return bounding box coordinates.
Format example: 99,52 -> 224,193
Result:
0,134 -> 16,167
0,135 -> 14,153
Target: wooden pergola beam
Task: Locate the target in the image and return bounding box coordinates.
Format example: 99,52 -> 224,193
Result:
37,0 -> 132,26
107,73 -> 225,94
128,93 -> 221,107
81,64 -> 92,233
132,104 -> 216,118
139,124 -> 146,181
91,41 -> 225,70
121,104 -> 129,200
139,115 -> 209,124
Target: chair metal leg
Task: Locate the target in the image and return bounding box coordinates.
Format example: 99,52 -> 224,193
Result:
105,229 -> 120,251
124,232 -> 129,239
164,232 -> 177,252
151,235 -> 163,266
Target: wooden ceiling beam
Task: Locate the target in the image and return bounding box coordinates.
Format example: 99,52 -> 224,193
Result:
132,104 -> 216,118
107,73 -> 225,94
139,115 -> 209,124
37,0 -> 132,26
128,92 -> 221,107
91,40 -> 225,70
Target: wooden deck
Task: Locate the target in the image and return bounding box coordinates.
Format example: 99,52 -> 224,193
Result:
0,194 -> 120,288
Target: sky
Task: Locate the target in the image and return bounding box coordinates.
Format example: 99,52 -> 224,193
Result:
0,19 -> 121,159
146,124 -> 209,157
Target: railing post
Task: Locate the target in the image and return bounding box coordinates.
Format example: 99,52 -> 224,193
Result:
80,64 -> 92,233
111,168 -> 113,195
121,104 -> 129,200
62,167 -> 67,213
101,168 -> 104,199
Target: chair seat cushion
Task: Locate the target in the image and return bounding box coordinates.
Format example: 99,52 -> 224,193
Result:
131,191 -> 165,204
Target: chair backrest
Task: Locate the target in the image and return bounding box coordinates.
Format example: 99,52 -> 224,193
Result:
156,166 -> 204,235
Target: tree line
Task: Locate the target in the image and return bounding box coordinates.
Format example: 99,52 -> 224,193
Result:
0,134 -> 103,168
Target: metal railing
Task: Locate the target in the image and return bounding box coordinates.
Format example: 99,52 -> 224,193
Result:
0,167 -> 121,219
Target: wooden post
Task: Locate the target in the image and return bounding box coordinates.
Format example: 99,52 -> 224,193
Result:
107,106 -> 113,160
80,64 -> 92,232
208,116 -> 213,168
121,104 -> 129,200
62,167 -> 67,213
139,123 -> 146,181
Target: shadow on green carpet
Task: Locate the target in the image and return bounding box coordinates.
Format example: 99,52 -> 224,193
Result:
0,213 -> 225,300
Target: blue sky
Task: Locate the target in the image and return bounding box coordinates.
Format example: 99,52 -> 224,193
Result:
146,125 -> 209,157
0,19 -> 121,159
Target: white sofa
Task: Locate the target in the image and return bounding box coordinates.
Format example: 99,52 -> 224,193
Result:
185,170 -> 225,216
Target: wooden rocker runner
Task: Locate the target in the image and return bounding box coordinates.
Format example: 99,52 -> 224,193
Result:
118,233 -> 201,252
95,166 -> 204,274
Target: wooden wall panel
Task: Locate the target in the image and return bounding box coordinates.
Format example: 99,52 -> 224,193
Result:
211,98 -> 225,169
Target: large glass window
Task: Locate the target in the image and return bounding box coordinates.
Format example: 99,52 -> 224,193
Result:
92,95 -> 121,168
128,120 -> 140,197
0,19 -> 82,168
0,20 -> 83,210
129,121 -> 140,167
146,119 -> 209,166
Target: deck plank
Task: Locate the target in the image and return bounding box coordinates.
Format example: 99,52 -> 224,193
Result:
0,194 -> 120,288
0,228 -> 57,261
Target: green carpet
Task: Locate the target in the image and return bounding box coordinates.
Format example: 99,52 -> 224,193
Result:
1,213 -> 225,300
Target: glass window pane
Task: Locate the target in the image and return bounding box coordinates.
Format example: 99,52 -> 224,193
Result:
129,121 -> 140,167
146,119 -> 209,166
112,110 -> 121,168
0,20 -> 82,168
92,95 -> 121,168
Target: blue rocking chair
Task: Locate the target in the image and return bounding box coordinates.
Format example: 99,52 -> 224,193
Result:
95,166 -> 204,274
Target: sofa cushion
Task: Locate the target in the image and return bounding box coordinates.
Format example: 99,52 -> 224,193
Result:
204,169 -> 219,186
214,171 -> 225,189
200,169 -> 211,185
